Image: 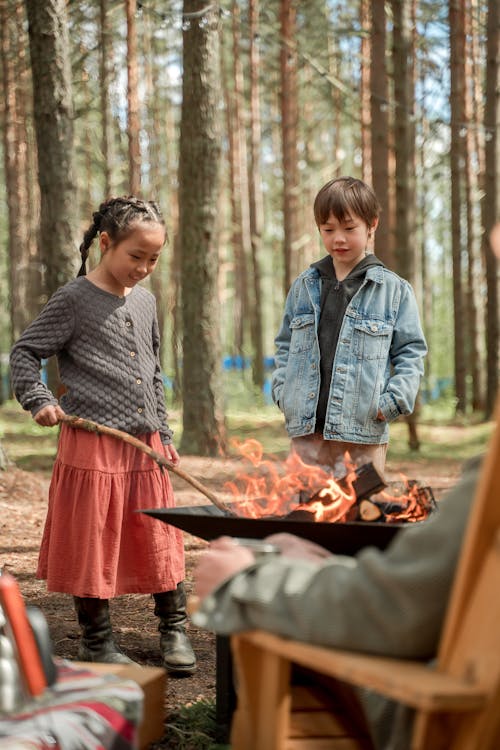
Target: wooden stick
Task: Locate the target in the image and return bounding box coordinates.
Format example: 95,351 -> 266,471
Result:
60,415 -> 235,516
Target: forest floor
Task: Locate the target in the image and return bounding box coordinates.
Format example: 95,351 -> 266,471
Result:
0,445 -> 469,747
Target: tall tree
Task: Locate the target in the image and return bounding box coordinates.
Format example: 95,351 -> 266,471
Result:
178,0 -> 225,456
483,0 -> 500,417
1,0 -> 39,341
280,0 -> 300,293
392,0 -> 420,449
464,1 -> 484,412
126,0 -> 141,194
449,0 -> 467,414
221,3 -> 250,359
25,0 -> 76,294
248,0 -> 265,389
360,0 -> 372,184
370,0 -> 392,264
392,0 -> 416,283
99,0 -> 114,196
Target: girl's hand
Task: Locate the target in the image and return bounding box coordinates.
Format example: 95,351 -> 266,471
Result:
164,443 -> 180,466
376,409 -> 386,421
194,537 -> 255,599
34,404 -> 66,427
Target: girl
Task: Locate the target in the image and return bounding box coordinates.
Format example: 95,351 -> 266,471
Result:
272,176 -> 427,478
10,196 -> 195,674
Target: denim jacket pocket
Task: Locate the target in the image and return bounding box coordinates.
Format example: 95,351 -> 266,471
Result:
289,314 -> 316,353
352,319 -> 393,361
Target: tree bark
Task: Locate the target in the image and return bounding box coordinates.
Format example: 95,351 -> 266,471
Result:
248,0 -> 265,389
126,0 -> 141,194
25,0 -> 76,293
99,0 -> 114,197
483,0 -> 500,417
280,0 -> 300,294
449,0 -> 467,414
370,0 -> 393,265
1,0 -> 40,342
178,0 -> 226,456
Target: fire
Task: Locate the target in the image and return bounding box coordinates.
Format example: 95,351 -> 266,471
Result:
224,439 -> 357,523
223,439 -> 436,524
374,478 -> 435,523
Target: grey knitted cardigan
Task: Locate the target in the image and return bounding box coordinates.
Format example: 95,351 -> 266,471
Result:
10,277 -> 173,444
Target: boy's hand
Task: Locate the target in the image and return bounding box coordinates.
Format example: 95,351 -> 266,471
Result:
34,404 -> 66,427
376,409 -> 386,421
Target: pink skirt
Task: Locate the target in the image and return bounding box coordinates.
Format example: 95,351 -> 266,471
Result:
37,425 -> 185,598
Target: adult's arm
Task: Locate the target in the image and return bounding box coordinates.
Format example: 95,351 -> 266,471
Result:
193,457 -> 479,660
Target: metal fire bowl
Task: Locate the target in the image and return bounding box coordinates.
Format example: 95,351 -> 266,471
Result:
140,504 -> 405,555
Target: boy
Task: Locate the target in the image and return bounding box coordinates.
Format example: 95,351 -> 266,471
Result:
272,176 -> 427,477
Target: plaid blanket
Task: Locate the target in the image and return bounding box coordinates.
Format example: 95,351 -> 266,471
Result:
0,661 -> 143,749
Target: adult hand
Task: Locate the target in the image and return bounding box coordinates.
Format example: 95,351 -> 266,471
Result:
194,536 -> 255,599
164,444 -> 180,466
265,532 -> 332,562
34,404 -> 66,427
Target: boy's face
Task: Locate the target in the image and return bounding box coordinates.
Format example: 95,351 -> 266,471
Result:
318,212 -> 378,277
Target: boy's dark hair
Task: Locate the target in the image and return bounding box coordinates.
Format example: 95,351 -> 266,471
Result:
77,195 -> 166,277
313,176 -> 381,228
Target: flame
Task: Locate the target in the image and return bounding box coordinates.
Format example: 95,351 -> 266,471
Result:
374,476 -> 433,522
223,439 -> 435,524
224,439 -> 357,522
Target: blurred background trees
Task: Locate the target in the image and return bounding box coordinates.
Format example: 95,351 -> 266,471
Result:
0,0 -> 499,454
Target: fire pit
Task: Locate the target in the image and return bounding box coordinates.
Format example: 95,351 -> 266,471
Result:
140,454 -> 435,745
140,460 -> 435,554
140,503 -> 403,554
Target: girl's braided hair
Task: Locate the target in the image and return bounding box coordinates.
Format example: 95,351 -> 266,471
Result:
77,195 -> 166,277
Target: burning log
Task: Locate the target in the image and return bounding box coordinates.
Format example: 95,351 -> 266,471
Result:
355,486 -> 437,523
298,462 -> 387,507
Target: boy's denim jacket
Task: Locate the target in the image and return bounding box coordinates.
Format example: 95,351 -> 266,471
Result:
271,263 -> 427,444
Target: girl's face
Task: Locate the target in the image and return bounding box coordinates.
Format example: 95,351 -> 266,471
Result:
98,223 -> 165,295
318,212 -> 378,277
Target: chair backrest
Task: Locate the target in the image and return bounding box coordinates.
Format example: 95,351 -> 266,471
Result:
417,395 -> 500,747
438,394 -> 500,665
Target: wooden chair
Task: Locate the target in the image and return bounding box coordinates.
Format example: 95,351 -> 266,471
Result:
230,400 -> 500,750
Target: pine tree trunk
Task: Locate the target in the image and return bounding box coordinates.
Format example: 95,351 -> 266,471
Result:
126,0 -> 141,194
178,0 -> 225,456
370,0 -> 393,265
1,1 -> 38,341
483,0 -> 500,417
25,0 -> 76,293
280,0 -> 300,293
248,0 -> 265,389
449,0 -> 467,414
99,0 -> 114,196
464,3 -> 485,412
360,0 -> 372,184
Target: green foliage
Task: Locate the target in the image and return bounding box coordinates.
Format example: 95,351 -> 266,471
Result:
157,699 -> 229,750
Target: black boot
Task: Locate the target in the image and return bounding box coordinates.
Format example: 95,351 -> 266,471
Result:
74,596 -> 136,665
153,583 -> 196,675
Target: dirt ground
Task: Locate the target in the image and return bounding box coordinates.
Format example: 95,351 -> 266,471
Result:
0,453 -> 464,746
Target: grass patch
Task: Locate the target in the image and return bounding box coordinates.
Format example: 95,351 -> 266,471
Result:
387,418 -> 493,464
0,395 -> 494,475
0,401 -> 59,474
159,699 -> 229,750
